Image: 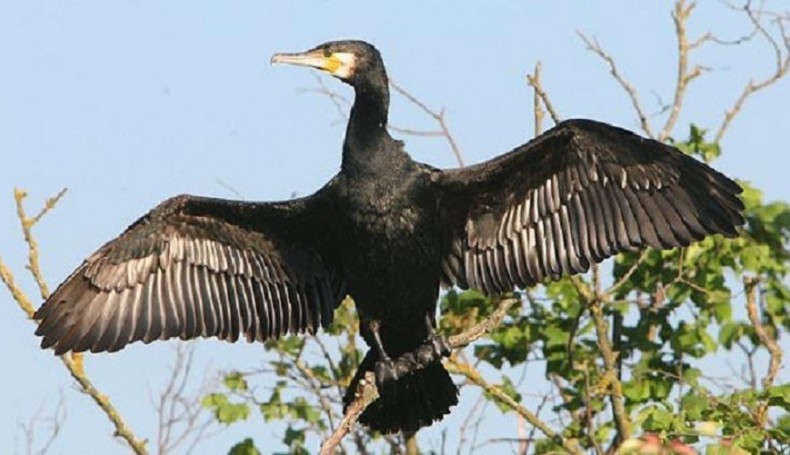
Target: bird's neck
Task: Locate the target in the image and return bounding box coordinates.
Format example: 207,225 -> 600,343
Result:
342,78 -> 400,175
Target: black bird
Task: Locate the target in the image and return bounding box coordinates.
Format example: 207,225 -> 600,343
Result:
34,40 -> 744,433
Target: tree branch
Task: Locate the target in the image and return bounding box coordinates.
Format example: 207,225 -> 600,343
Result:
526,63 -> 561,126
390,80 -> 466,167
714,3 -> 790,143
743,277 -> 783,391
588,300 -> 631,444
660,0 -> 708,141
578,32 -> 655,138
445,360 -> 582,455
530,62 -> 546,135
1,189 -> 149,455
319,371 -> 378,455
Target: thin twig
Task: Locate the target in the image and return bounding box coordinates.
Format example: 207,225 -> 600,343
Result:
578,32 -> 655,138
744,277 -> 783,392
294,356 -> 339,432
604,249 -> 650,297
155,344 -> 217,455
530,62 -> 546,135
15,188 -> 67,300
523,394 -> 550,454
714,3 -> 790,143
660,0 -> 708,141
308,73 -> 352,122
319,372 -> 378,455
526,65 -> 561,126
445,360 -> 582,455
447,297 -> 519,348
582,367 -> 605,455
390,80 -> 466,166
1,189 -> 149,455
588,298 -> 631,443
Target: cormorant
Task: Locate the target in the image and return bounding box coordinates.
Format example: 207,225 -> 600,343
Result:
34,40 -> 744,434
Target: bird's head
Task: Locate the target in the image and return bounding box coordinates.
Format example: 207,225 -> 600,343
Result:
271,40 -> 384,85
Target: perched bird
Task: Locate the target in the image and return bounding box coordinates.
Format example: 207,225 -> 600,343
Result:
34,40 -> 744,434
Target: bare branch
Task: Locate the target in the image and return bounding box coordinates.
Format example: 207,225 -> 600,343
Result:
604,249 -> 650,297
307,76 -> 467,167
531,62 -> 546,136
215,179 -> 246,201
447,297 -> 519,348
307,73 -> 352,122
526,63 -> 561,126
588,299 -> 631,443
522,394 -> 550,455
386,126 -> 447,138
293,355 -> 340,432
446,360 -> 582,455
578,32 -> 655,138
582,368 -> 604,455
390,80 -> 466,167
1,189 -> 149,455
660,0 -> 708,141
714,3 -> 790,143
155,344 -> 217,455
17,392 -> 66,455
14,188 -> 67,300
744,277 -> 783,391
319,372 -> 378,455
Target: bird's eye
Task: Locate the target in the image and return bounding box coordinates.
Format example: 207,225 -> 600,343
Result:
323,48 -> 332,58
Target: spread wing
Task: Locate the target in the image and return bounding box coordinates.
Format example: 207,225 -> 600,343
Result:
436,119 -> 744,294
35,194 -> 345,354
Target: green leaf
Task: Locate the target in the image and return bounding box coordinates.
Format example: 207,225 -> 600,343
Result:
228,438 -> 261,455
486,376 -> 522,414
772,414 -> 790,440
639,405 -> 675,432
284,426 -> 306,447
718,321 -> 747,349
733,429 -> 764,452
766,383 -> 790,410
218,403 -> 250,424
623,380 -> 651,403
202,393 -> 250,424
712,299 -> 732,324
202,392 -> 228,410
223,371 -> 248,392
681,392 -> 709,421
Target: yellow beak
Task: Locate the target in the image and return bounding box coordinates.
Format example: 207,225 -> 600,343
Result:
270,50 -> 342,74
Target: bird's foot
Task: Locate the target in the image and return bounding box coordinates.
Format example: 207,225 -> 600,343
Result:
422,313 -> 452,360
374,357 -> 408,386
373,335 -> 453,387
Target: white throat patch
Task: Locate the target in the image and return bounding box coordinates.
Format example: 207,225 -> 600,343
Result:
332,52 -> 357,79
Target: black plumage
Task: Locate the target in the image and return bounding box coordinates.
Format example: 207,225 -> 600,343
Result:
35,40 -> 744,433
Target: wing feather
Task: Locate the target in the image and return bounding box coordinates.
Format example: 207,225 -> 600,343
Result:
35,194 -> 345,354
437,119 -> 744,293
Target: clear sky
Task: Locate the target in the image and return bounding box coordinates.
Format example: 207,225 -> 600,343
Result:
1,1 -> 788,454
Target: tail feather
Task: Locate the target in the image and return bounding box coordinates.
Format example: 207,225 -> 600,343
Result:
343,349 -> 458,434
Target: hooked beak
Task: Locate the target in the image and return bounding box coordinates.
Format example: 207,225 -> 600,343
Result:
270,50 -> 343,74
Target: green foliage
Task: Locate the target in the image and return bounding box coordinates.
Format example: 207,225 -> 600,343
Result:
228,438 -> 261,455
202,393 -> 251,425
670,124 -> 721,162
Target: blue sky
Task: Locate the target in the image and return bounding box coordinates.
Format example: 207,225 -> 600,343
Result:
2,1 -> 788,454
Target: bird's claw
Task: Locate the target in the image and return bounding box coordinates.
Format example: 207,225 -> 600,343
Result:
373,334 -> 452,388
374,357 -> 405,386
429,334 -> 452,358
